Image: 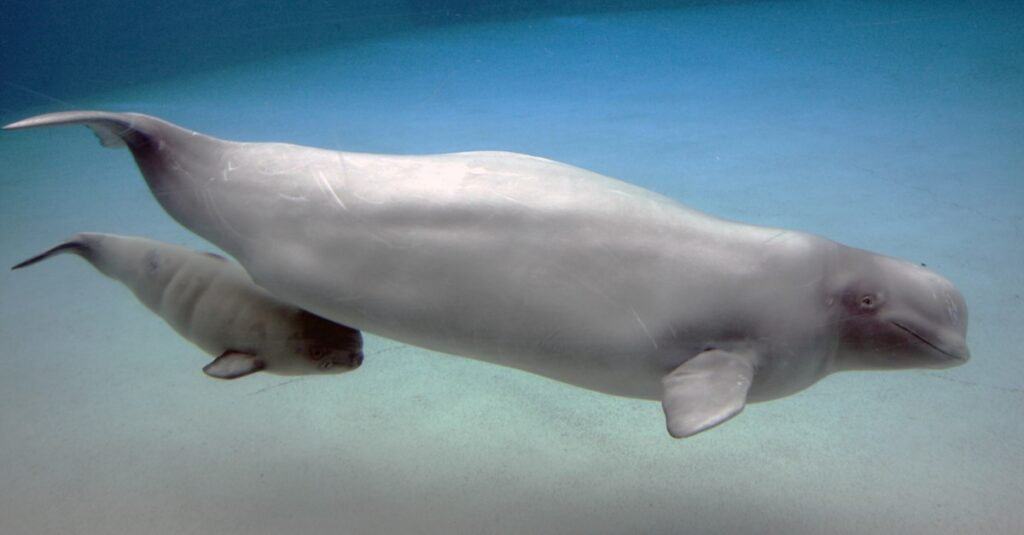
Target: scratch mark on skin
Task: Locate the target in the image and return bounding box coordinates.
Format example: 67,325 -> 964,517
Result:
794,274 -> 824,289
316,169 -> 348,211
252,152 -> 306,176
221,159 -> 239,181
668,324 -> 679,339
497,192 -> 528,206
630,306 -> 658,349
351,189 -> 389,205
202,187 -> 252,245
278,192 -> 308,202
763,231 -> 787,244
546,263 -> 617,306
327,153 -> 399,249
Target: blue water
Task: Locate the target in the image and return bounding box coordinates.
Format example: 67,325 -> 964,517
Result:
1,1 -> 1022,533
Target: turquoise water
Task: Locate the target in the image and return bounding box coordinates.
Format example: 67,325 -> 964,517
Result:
1,1 -> 1022,533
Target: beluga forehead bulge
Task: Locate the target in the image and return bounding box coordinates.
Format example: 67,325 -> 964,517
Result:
5,111 -> 969,438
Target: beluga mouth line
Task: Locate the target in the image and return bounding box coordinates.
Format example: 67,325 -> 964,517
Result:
890,321 -> 966,361
4,110 -> 972,438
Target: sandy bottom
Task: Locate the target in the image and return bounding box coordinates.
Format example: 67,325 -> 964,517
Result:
1,2 -> 1021,534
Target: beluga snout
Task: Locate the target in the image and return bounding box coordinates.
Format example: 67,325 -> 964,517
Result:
830,247 -> 970,371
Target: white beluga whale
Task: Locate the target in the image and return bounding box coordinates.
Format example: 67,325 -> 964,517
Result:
5,111 -> 970,437
12,232 -> 364,379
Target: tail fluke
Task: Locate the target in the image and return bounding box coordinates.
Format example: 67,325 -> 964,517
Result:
12,240 -> 88,270
3,110 -> 198,150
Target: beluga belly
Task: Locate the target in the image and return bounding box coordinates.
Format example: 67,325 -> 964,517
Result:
5,111 -> 971,438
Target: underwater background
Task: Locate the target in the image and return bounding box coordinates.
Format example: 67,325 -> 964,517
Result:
1,1 -> 1021,533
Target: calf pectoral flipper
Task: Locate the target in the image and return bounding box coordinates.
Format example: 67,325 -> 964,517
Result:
661,349 -> 755,438
203,351 -> 265,379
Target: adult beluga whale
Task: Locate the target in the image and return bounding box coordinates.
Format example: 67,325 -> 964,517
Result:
5,111 -> 971,438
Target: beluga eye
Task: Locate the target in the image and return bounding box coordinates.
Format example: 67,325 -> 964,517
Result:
860,294 -> 877,309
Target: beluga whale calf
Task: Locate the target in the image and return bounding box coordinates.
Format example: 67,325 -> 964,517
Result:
5,111 -> 971,438
13,232 -> 364,379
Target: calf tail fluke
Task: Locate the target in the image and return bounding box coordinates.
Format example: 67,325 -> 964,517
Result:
12,239 -> 89,270
4,110 -> 161,149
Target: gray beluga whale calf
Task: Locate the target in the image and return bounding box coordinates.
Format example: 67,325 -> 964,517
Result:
5,112 -> 970,437
12,232 -> 364,379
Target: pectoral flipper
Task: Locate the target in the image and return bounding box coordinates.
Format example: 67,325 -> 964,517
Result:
662,349 -> 755,438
